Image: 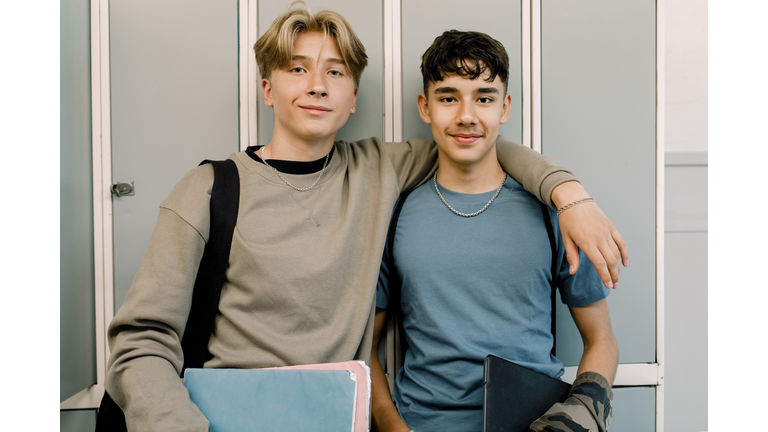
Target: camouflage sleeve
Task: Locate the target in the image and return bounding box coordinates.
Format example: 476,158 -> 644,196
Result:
528,372 -> 614,432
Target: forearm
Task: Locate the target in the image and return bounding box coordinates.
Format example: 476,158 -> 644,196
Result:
106,206 -> 209,430
370,346 -> 411,432
495,138 -> 577,209
577,335 -> 619,385
370,307 -> 411,432
106,356 -> 209,431
529,301 -> 618,431
380,138 -> 439,192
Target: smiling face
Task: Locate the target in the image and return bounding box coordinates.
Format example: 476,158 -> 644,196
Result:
418,70 -> 511,173
262,31 -> 358,149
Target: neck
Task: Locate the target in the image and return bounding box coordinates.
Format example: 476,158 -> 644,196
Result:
435,155 -> 506,194
265,127 -> 335,161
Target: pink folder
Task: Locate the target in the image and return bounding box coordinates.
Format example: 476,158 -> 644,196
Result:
264,360 -> 371,432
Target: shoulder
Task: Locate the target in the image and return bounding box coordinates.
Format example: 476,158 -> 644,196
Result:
160,158 -> 234,235
161,162 -> 215,209
397,179 -> 434,207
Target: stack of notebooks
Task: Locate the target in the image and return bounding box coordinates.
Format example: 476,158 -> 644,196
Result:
183,360 -> 371,432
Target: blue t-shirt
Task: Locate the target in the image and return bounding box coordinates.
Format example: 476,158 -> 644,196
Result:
376,175 -> 609,432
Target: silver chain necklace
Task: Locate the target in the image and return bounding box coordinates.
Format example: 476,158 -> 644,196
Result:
260,145 -> 330,192
433,170 -> 507,217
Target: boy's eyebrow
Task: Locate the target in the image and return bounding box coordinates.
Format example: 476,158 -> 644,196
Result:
477,87 -> 501,94
432,86 -> 459,94
291,55 -> 346,66
432,86 -> 501,95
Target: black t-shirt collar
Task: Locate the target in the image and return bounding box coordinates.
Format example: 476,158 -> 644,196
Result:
246,145 -> 335,175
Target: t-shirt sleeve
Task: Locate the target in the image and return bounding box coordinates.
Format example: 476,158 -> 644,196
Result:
376,207 -> 400,310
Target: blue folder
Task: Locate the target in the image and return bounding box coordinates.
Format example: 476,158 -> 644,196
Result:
184,368 -> 357,432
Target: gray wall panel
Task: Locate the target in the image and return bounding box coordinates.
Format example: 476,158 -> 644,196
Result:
61,410 -> 97,432
60,0 -> 96,401
401,0 -> 523,143
610,387 -> 656,432
257,0 -> 384,144
545,0 -> 657,365
110,0 -> 240,310
664,231 -> 707,432
665,165 -> 707,232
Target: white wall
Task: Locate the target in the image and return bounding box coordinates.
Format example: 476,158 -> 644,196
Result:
665,0 -> 708,154
663,1 -> 708,431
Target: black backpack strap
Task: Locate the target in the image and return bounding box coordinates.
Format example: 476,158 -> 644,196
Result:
386,188 -> 415,356
540,202 -> 559,357
95,392 -> 127,432
181,159 -> 240,372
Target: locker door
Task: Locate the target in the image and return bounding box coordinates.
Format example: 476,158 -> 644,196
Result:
541,1 -> 659,430
109,0 -> 240,311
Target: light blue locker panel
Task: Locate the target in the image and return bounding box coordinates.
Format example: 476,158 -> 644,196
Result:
610,387 -> 656,432
401,0 -> 523,143
110,0 -> 240,310
61,410 -> 97,432
60,0 -> 96,401
544,0 -> 657,365
257,0 -> 384,144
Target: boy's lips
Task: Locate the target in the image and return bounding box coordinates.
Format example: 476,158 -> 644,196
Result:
301,105 -> 332,116
449,132 -> 483,145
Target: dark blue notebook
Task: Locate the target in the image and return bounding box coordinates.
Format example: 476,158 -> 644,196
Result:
184,368 -> 357,432
482,355 -> 572,432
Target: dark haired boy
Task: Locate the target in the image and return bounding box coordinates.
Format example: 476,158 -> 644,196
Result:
370,30 -> 619,432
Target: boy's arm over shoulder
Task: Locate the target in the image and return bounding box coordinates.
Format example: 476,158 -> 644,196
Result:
105,164 -> 216,431
495,137 -> 575,208
497,136 -> 628,289
375,137 -> 439,192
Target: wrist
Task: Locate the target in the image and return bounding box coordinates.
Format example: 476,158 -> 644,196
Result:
550,180 -> 588,209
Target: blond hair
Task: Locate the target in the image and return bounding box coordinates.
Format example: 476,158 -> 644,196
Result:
254,1 -> 368,87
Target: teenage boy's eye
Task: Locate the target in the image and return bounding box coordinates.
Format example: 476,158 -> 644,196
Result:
478,97 -> 493,104
328,70 -> 342,77
440,97 -> 456,103
290,67 -> 304,73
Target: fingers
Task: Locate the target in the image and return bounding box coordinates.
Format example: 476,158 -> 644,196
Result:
597,239 -> 620,289
582,244 -> 612,289
563,234 -> 580,275
612,227 -> 629,267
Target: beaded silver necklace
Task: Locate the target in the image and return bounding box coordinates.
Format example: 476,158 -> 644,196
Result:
433,170 -> 507,218
260,145 -> 330,192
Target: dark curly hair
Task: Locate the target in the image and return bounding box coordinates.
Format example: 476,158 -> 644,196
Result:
420,30 -> 509,95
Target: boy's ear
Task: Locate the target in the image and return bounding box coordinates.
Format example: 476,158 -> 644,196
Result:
499,92 -> 512,124
417,93 -> 432,124
350,87 -> 358,114
262,78 -> 274,107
